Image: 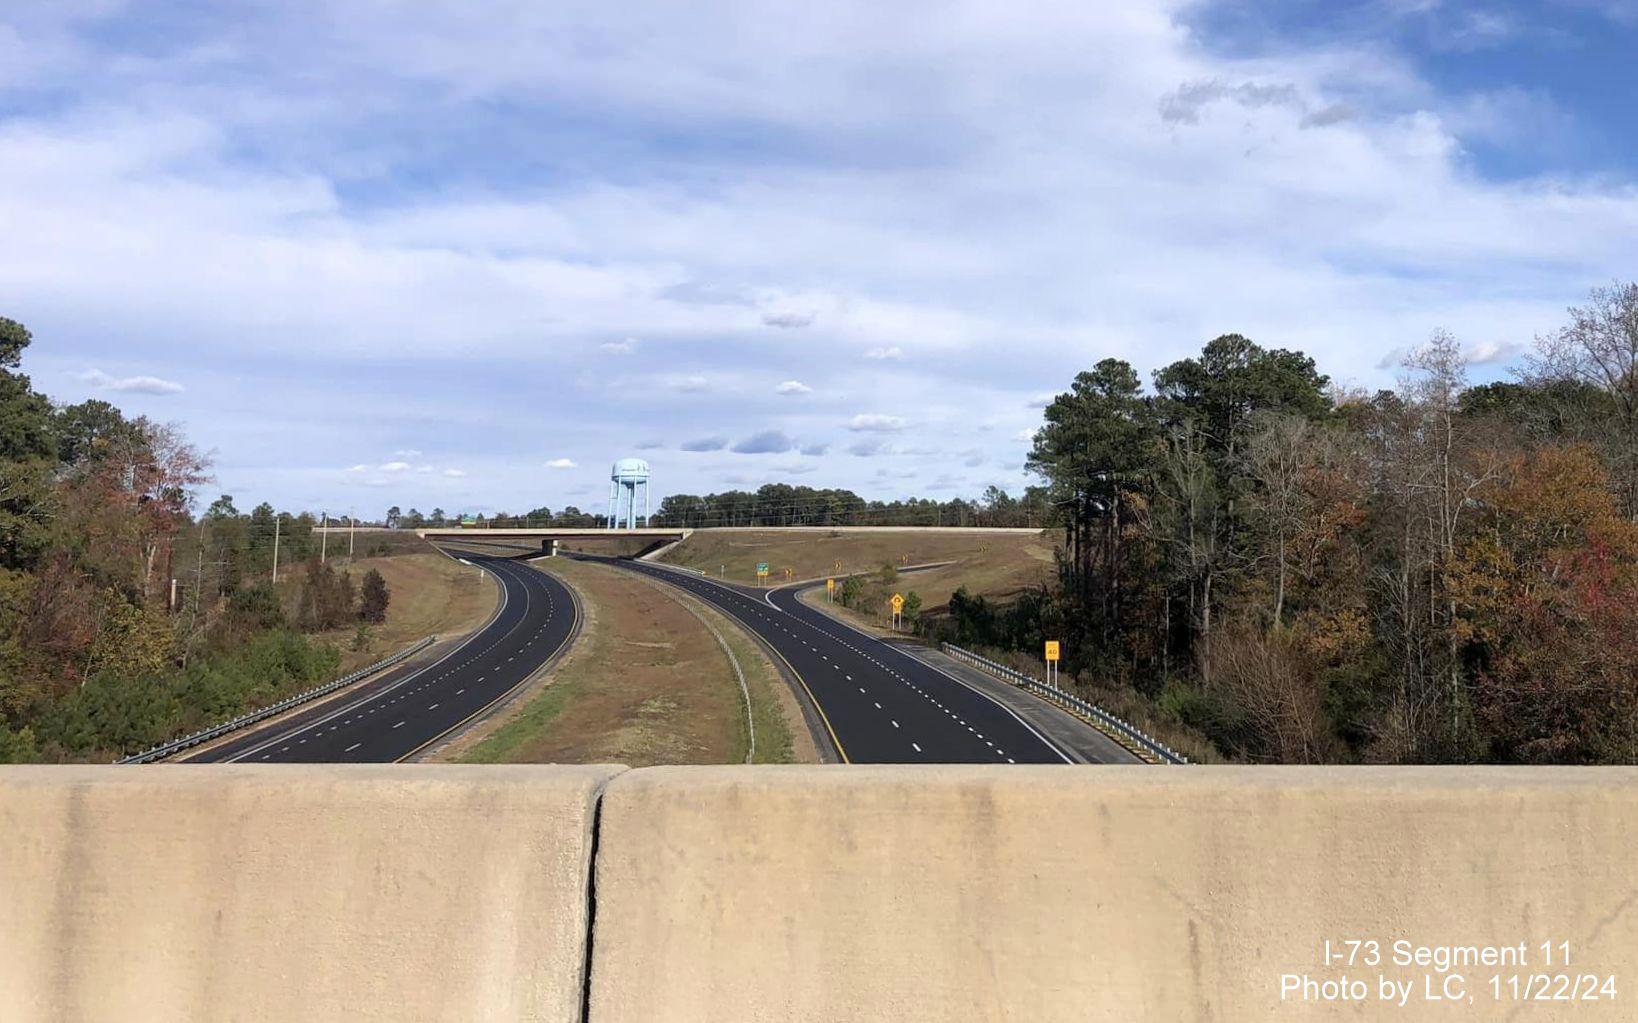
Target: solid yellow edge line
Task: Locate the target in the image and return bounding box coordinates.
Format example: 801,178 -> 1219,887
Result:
755,617 -> 851,765
643,567 -> 850,764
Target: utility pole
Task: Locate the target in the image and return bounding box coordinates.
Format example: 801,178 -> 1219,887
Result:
321,512 -> 328,563
183,518 -> 206,669
349,513 -> 355,561
272,515 -> 281,583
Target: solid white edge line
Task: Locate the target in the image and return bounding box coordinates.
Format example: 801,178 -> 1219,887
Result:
224,554 -> 513,762
768,582 -> 1078,765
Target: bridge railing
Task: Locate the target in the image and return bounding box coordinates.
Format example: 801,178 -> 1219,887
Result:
115,636 -> 438,765
942,643 -> 1188,764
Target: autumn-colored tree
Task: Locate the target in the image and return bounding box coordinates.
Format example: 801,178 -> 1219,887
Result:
1451,444 -> 1638,762
0,315 -> 349,761
1523,282 -> 1638,517
86,588 -> 174,682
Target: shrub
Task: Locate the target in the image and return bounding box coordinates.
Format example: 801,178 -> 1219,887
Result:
359,568 -> 390,624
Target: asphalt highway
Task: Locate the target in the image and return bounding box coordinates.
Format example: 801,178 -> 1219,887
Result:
603,558 -> 1073,764
192,554 -> 575,763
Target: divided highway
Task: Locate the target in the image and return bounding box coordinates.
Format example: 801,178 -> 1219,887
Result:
192,554 -> 574,763
603,558 -> 1073,764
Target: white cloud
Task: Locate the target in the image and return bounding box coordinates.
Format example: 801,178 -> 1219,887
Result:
442,467 -> 467,477
1013,429 -> 1038,442
5,2 -> 1638,510
347,464 -> 369,473
394,448 -> 422,457
379,461 -> 412,472
1463,339 -> 1526,365
545,458 -> 577,469
775,379 -> 813,395
74,368 -> 184,395
847,414 -> 907,432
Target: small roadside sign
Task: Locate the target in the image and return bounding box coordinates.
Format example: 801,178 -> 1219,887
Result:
1045,640 -> 1061,686
826,578 -> 835,591
826,577 -> 835,602
1045,641 -> 1061,662
890,593 -> 904,612
757,562 -> 768,575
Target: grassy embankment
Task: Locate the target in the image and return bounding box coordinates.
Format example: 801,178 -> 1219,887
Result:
276,550 -> 497,672
451,557 -> 811,765
659,528 -> 1053,595
661,528 -> 1056,631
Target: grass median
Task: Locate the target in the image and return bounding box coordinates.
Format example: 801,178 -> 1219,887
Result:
454,557 -> 812,765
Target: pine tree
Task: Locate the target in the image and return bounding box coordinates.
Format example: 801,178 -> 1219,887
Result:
359,569 -> 390,624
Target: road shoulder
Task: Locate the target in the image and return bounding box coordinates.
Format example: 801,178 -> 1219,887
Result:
179,566 -> 503,762
796,583 -> 1141,764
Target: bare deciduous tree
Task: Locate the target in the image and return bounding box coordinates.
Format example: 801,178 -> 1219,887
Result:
1524,282 -> 1638,517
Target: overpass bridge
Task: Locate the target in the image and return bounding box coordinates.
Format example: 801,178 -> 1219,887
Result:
4,765 -> 1634,1022
417,526 -> 692,557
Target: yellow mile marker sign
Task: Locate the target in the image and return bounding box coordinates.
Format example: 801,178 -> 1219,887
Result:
1045,640 -> 1061,686
826,577 -> 836,602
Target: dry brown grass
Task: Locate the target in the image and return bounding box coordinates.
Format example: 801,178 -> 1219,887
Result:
457,558 -> 806,765
783,533 -> 1060,634
284,552 -> 497,672
661,528 -> 1054,593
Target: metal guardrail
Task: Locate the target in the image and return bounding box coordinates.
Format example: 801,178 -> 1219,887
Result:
115,636 -> 439,765
942,643 -> 1189,765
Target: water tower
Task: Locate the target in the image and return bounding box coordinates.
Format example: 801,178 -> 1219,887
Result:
608,458 -> 651,529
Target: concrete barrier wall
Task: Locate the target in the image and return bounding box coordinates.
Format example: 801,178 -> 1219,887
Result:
0,765 -> 618,1023
589,766 -> 1638,1022
5,765 -> 1638,1023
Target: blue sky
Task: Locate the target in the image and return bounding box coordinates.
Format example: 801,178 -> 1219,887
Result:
3,1 -> 1636,518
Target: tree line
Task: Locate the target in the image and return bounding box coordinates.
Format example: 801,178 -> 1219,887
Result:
994,283 -> 1638,764
0,317 -> 390,762
388,486 -> 1054,531
650,484 -> 1053,529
